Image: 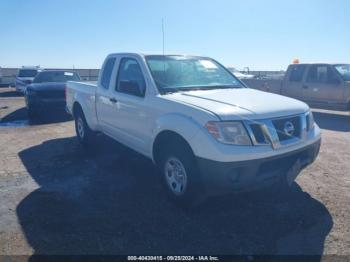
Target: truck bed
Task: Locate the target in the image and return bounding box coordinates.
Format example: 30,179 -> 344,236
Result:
66,81 -> 99,130
69,81 -> 97,89
243,79 -> 283,94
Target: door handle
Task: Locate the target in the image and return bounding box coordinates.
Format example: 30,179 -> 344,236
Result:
109,97 -> 117,103
302,85 -> 308,89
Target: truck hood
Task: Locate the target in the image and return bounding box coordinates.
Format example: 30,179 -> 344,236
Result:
163,88 -> 309,120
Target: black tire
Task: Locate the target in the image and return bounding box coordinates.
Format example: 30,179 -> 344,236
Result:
274,176 -> 293,191
157,139 -> 205,206
271,167 -> 300,201
27,107 -> 37,120
74,108 -> 96,146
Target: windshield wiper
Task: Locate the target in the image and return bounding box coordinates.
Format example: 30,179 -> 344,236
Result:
160,88 -> 181,94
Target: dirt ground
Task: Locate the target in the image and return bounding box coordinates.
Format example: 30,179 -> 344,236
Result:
0,87 -> 349,258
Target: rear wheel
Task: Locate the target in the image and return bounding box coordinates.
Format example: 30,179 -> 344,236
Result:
74,108 -> 96,146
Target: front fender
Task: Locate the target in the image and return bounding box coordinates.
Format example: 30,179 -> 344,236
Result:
150,113 -> 205,161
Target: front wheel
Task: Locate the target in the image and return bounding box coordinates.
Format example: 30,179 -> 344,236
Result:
158,141 -> 205,206
163,156 -> 189,196
74,109 -> 96,146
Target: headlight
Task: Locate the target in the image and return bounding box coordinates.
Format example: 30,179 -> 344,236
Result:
205,121 -> 252,145
306,111 -> 315,131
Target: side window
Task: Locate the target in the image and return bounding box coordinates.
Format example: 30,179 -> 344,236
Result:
101,57 -> 116,89
306,65 -> 331,83
116,58 -> 146,97
289,65 -> 306,82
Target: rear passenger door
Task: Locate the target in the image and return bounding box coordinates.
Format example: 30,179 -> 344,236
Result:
303,64 -> 344,103
282,65 -> 307,100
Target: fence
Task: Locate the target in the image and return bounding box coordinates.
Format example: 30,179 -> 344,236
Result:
0,68 -> 100,86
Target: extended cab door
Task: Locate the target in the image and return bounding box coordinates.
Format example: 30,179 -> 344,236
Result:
281,64 -> 307,100
95,56 -> 118,133
302,64 -> 344,104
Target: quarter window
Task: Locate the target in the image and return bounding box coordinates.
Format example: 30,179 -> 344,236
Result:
101,57 -> 116,89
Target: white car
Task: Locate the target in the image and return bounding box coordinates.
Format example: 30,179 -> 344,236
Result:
66,53 -> 321,204
15,66 -> 41,93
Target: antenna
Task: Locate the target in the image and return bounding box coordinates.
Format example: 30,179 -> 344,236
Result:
162,18 -> 165,56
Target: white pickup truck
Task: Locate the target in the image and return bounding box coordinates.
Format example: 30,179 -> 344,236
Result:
66,53 -> 321,204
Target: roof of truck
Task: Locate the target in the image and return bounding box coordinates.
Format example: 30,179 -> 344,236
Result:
21,66 -> 41,69
107,53 -> 210,58
290,63 -> 349,66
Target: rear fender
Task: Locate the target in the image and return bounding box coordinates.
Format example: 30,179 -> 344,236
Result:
73,93 -> 98,131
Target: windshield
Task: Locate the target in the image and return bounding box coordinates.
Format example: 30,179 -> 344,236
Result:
333,64 -> 350,81
18,69 -> 38,77
145,55 -> 244,94
33,71 -> 80,83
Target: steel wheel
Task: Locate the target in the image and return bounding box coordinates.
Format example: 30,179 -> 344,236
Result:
164,157 -> 188,195
77,117 -> 85,139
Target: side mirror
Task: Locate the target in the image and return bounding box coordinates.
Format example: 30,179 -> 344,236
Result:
119,80 -> 144,97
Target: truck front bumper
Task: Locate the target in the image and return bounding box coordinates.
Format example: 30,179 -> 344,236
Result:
197,138 -> 321,195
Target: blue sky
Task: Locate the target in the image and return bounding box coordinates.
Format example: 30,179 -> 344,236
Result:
0,0 -> 349,70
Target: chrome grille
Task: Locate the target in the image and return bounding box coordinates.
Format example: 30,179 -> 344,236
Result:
250,124 -> 267,144
244,113 -> 307,149
272,116 -> 301,141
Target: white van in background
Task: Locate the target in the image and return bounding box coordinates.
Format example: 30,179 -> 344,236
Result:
15,66 -> 41,93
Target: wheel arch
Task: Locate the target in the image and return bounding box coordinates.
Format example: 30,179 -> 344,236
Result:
150,113 -> 207,164
72,100 -> 98,131
152,130 -> 195,166
72,101 -> 83,118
